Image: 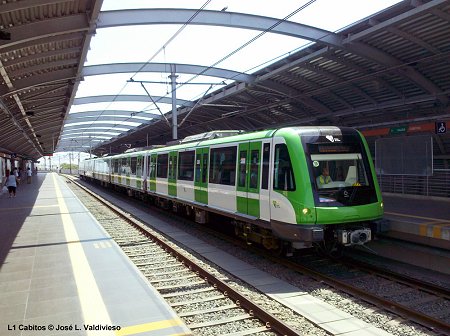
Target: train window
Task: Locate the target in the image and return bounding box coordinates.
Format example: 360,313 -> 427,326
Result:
136,157 -> 142,176
130,157 -> 137,175
179,151 -> 195,181
147,156 -> 150,177
157,154 -> 168,178
310,153 -> 370,189
209,146 -> 236,186
150,156 -> 156,178
273,144 -> 295,191
121,157 -> 129,175
113,159 -> 119,174
261,143 -> 270,190
249,149 -> 259,189
238,150 -> 247,187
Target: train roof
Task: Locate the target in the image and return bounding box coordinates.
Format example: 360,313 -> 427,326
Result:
89,126 -> 362,159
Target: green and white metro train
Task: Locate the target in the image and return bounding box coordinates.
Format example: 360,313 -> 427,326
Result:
80,126 -> 385,253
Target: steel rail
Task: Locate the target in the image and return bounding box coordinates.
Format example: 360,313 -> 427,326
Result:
149,210 -> 450,335
249,247 -> 450,335
341,256 -> 450,299
66,176 -> 301,336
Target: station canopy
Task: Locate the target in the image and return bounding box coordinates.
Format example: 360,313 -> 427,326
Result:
0,0 -> 449,160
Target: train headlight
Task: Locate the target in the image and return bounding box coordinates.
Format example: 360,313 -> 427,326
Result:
302,208 -> 310,215
380,202 -> 384,209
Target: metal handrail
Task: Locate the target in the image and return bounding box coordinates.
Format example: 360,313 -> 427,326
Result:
378,171 -> 450,198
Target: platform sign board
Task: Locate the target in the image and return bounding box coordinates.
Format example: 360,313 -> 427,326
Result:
435,121 -> 447,134
375,135 -> 433,176
389,126 -> 407,134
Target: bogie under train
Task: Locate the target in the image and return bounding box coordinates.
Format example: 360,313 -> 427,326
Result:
80,126 -> 384,254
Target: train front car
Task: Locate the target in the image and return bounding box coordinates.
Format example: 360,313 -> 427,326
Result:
272,127 -> 384,254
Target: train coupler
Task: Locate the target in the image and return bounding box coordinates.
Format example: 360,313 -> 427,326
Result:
336,228 -> 371,246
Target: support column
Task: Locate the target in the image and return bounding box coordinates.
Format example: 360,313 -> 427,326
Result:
169,71 -> 179,140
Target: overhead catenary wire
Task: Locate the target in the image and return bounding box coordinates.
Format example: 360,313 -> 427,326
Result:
181,0 -> 318,87
76,1 -> 320,153
129,0 -> 213,82
66,1 -> 213,152
137,0 -> 319,113
136,0 -> 319,120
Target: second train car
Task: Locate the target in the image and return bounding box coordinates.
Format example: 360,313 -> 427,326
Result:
80,126 -> 385,255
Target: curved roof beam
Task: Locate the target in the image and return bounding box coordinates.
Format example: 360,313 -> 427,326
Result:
73,94 -> 193,107
62,123 -> 137,135
61,134 -> 111,140
68,110 -> 162,120
60,126 -> 130,133
60,127 -> 129,138
98,9 -> 342,46
2,6 -> 441,101
97,7 -> 444,104
82,63 -> 255,83
61,131 -> 121,137
66,114 -> 154,123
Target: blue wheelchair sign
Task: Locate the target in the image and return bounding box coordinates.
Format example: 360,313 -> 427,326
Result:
435,122 -> 446,134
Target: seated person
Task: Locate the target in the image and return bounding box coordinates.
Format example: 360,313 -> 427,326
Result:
316,167 -> 332,186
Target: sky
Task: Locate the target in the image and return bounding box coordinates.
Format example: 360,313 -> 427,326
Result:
52,0 -> 403,163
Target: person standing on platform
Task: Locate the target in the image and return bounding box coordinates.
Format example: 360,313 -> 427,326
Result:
27,167 -> 32,184
13,167 -> 20,186
3,169 -> 18,198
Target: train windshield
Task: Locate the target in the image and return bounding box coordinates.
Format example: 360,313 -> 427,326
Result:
308,144 -> 377,206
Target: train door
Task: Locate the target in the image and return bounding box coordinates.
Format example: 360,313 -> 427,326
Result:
269,138 -> 297,224
259,141 -> 271,221
142,153 -> 148,191
237,141 -> 261,217
124,156 -> 130,186
149,154 -> 157,192
194,147 -> 208,204
117,157 -> 122,185
168,151 -> 177,197
136,155 -> 143,189
107,158 -> 112,184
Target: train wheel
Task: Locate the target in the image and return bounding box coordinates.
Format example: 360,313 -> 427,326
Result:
319,241 -> 343,259
274,242 -> 293,257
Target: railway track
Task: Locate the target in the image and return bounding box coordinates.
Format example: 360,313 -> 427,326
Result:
197,226 -> 450,335
209,230 -> 450,335
65,176 -> 319,336
289,254 -> 450,334
68,175 -> 449,336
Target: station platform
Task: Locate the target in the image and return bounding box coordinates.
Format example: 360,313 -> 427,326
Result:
382,193 -> 450,249
357,193 -> 450,275
0,173 -> 191,336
